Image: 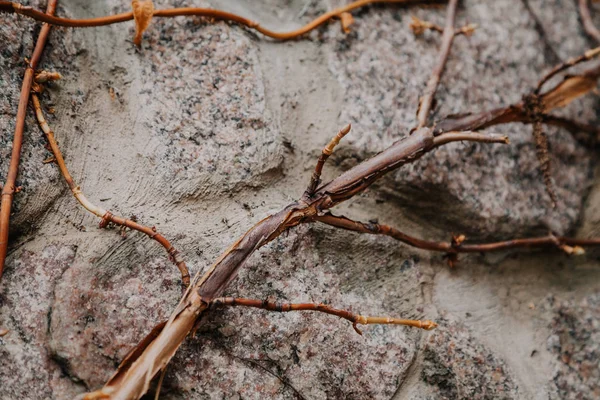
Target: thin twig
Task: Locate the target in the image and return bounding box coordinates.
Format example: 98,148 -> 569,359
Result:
578,0 -> 600,43
208,297 -> 437,334
415,0 -> 459,128
0,0 -> 57,281
304,124 -> 351,197
1,0 -> 433,41
536,46 -> 600,92
313,213 -> 596,256
32,94 -> 190,288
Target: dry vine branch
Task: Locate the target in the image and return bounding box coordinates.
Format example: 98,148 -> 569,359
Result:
208,297 -> 438,334
0,0 -> 437,43
313,213 -> 594,258
31,93 -> 190,288
579,0 -> 600,43
435,63 -> 600,135
0,0 -> 56,281
82,125 -> 511,400
415,0 -> 458,128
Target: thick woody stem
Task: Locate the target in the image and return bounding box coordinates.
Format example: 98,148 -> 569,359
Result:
415,0 -> 459,128
209,297 -> 437,335
0,0 -> 57,281
305,124 -> 351,197
0,0 -> 433,41
313,213 -> 598,255
578,0 -> 600,43
32,94 -> 190,287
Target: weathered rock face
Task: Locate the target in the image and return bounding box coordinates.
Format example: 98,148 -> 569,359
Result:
547,293 -> 600,400
420,317 -> 520,399
0,0 -> 599,399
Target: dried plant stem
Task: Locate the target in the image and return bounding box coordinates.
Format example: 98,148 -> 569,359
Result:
85,124 -> 580,400
536,46 -> 600,92
435,63 -> 600,135
32,94 -> 190,287
0,0 -> 57,281
305,124 -> 351,196
313,213 -> 597,255
416,0 -> 458,128
1,0 -> 429,40
208,297 -> 438,334
579,0 -> 600,43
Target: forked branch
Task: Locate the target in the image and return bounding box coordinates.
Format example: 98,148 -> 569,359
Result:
313,213 -> 595,257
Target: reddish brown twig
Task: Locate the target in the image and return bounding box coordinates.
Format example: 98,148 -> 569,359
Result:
313,213 -> 595,257
0,327 -> 9,337
578,0 -> 600,43
1,0 -> 432,43
32,94 -> 190,288
0,0 -> 57,281
304,124 -> 351,197
415,0 -> 459,128
208,297 -> 438,335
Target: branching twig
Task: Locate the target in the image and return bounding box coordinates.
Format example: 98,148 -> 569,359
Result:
435,63 -> 600,134
32,93 -> 190,287
578,0 -> 600,43
0,0 -> 57,281
208,297 -> 438,335
536,46 -> 600,92
313,213 -> 594,258
304,124 -> 351,197
415,0 -> 459,128
1,0 -> 435,43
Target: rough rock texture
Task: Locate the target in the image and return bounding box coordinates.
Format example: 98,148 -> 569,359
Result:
420,317 -> 520,399
0,0 -> 599,399
547,293 -> 600,400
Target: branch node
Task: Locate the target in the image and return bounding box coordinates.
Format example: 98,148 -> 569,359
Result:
99,211 -> 113,229
339,12 -> 354,34
132,0 -> 154,47
35,70 -> 62,83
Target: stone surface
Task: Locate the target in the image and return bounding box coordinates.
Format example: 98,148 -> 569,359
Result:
547,293 -> 600,400
420,317 -> 520,400
0,0 -> 599,399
